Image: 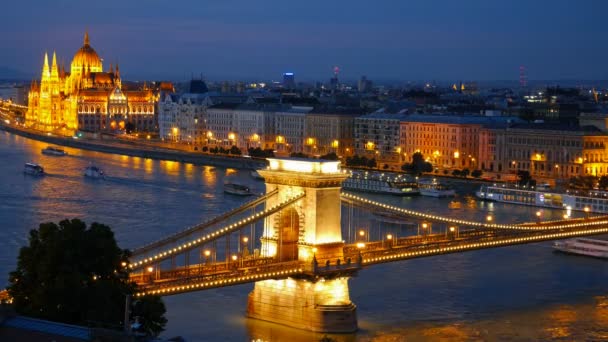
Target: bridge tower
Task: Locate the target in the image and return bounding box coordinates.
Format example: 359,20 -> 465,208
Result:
247,158 -> 357,332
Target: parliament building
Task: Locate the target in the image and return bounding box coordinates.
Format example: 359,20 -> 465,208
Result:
26,32 -> 156,133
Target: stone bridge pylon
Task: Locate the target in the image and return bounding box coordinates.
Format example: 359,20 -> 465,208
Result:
247,158 -> 357,332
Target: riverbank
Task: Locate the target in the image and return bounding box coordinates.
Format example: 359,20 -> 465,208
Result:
0,122 -> 266,169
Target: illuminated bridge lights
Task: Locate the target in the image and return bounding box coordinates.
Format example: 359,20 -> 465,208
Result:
361,226 -> 608,265
341,192 -> 608,231
135,267 -> 305,297
129,193 -> 305,270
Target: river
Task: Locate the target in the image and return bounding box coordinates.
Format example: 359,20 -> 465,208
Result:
0,131 -> 606,341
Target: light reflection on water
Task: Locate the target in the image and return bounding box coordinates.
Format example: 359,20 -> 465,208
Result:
0,131 -> 607,341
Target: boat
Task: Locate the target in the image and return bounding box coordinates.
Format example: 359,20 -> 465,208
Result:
418,178 -> 456,197
250,169 -> 264,180
553,238 -> 608,259
224,183 -> 254,196
84,165 -> 105,179
476,184 -> 608,214
41,146 -> 67,156
342,171 -> 419,196
24,162 -> 44,176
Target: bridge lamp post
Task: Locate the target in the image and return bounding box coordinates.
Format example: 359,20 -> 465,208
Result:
584,206 -> 590,219
359,229 -> 368,242
536,211 -> 542,224
242,236 -> 250,258
420,222 -> 430,237
386,234 -> 393,248
146,266 -> 154,282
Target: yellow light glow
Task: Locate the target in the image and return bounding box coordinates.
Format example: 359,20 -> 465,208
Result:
386,234 -> 393,240
267,158 -> 340,174
453,151 -> 460,158
251,133 -> 259,141
231,255 -> 237,261
331,140 -> 339,148
306,137 -> 315,146
366,141 -> 375,150
356,242 -> 365,248
147,266 -> 154,273
228,132 -> 236,141
276,135 -> 285,144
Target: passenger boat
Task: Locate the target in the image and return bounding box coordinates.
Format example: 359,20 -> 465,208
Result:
250,169 -> 264,180
41,146 -> 67,156
24,162 -> 44,176
224,183 -> 254,196
476,184 -> 608,214
553,238 -> 608,259
417,178 -> 456,197
342,171 -> 419,196
84,165 -> 105,179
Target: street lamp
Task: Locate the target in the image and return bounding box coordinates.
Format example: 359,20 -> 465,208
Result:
386,234 -> 393,248
584,206 -> 590,218
536,210 -> 542,224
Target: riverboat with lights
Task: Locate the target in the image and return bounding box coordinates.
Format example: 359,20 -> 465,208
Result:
418,178 -> 456,197
342,171 -> 419,196
553,238 -> 608,259
41,146 -> 67,156
476,184 -> 608,214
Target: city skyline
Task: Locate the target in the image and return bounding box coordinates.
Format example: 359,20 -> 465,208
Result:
1,1 -> 607,81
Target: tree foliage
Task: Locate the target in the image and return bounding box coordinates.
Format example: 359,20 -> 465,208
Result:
471,169 -> 483,178
7,219 -> 167,337
401,152 -> 432,175
345,155 -> 375,168
319,152 -> 339,160
248,147 -> 274,158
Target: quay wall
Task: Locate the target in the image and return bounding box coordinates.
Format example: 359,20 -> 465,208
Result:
0,123 -> 266,170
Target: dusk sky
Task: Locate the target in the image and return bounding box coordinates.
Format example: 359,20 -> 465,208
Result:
1,0 -> 607,82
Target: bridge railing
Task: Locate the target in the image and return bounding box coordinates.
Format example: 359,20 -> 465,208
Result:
131,188 -> 278,256
129,191 -> 306,270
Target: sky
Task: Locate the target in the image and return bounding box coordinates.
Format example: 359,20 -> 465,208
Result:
1,0 -> 607,82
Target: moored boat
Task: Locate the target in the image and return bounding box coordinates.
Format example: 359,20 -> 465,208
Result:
553,238 -> 608,259
224,183 -> 254,196
84,165 -> 105,179
41,146 -> 67,156
342,171 -> 419,196
24,162 -> 44,176
476,184 -> 608,214
418,178 -> 456,197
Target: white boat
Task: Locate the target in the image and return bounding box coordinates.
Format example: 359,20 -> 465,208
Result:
553,238 -> 608,259
418,178 -> 456,197
342,171 -> 419,196
250,170 -> 264,180
24,162 -> 44,176
224,183 -> 254,196
84,165 -> 105,178
476,184 -> 608,214
41,146 -> 67,156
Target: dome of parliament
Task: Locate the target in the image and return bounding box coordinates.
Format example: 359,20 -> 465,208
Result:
71,32 -> 102,73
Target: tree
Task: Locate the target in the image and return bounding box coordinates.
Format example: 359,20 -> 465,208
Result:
229,145 -> 241,155
7,219 -> 167,337
599,176 -> 608,189
402,152 -> 432,175
125,122 -> 135,134
452,169 -> 461,177
290,152 -> 308,158
320,152 -> 339,160
471,169 -> 483,178
461,168 -> 470,178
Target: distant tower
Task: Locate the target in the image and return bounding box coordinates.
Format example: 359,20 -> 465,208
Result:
330,66 -> 339,90
282,72 -> 295,90
519,65 -> 528,88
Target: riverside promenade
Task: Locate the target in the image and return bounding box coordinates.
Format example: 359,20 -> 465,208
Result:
0,122 -> 266,170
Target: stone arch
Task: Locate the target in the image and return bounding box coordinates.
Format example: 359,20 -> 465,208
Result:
276,206 -> 300,262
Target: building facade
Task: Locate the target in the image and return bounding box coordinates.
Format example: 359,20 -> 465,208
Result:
354,113 -> 406,164
26,32 -> 156,133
